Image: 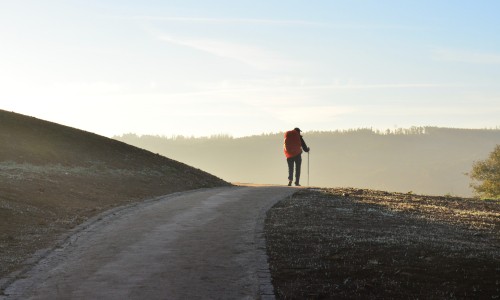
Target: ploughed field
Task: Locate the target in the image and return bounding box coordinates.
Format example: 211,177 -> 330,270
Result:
265,188 -> 499,299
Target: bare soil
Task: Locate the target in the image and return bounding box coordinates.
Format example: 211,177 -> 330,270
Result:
265,188 -> 500,299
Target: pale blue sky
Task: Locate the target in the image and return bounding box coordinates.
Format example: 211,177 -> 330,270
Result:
1,1 -> 499,137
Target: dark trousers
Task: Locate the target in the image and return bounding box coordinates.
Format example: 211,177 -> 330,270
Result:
287,154 -> 302,183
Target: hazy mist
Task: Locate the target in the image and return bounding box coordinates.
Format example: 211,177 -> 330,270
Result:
115,127 -> 500,197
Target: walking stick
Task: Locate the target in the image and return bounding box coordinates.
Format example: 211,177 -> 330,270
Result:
307,151 -> 310,186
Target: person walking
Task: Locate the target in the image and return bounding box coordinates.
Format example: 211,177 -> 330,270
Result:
283,127 -> 310,186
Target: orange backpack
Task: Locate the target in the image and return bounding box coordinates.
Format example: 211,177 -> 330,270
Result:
283,130 -> 302,158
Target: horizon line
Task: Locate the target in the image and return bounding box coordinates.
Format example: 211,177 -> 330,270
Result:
112,125 -> 500,139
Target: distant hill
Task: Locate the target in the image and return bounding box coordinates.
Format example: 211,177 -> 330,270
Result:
115,127 -> 500,197
0,109 -> 228,278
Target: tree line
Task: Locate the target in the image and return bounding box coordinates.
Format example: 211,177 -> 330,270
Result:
115,127 -> 500,198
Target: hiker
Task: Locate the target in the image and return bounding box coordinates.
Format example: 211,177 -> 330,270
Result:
284,127 -> 310,186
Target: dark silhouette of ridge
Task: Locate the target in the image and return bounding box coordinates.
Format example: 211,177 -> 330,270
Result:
0,109 -> 229,279
1,109 -> 214,173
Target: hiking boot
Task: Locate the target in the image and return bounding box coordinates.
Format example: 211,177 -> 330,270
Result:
287,180 -> 292,186
295,182 -> 301,186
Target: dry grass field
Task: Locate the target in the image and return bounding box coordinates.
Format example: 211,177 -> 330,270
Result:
265,188 -> 499,299
0,110 -> 229,284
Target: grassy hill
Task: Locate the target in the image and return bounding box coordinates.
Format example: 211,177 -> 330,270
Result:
0,109 -> 229,278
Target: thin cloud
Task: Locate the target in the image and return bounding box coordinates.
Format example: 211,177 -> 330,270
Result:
131,16 -> 326,26
291,83 -> 455,90
145,81 -> 460,101
115,15 -> 423,31
433,48 -> 500,64
158,35 -> 299,70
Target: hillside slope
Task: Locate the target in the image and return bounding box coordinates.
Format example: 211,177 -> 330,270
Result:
0,109 -> 229,279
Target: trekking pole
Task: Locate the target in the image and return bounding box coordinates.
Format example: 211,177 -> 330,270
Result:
307,151 -> 310,186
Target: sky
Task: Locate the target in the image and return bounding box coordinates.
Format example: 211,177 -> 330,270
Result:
1,1 -> 499,137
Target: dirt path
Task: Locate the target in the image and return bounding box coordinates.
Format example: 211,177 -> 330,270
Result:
1,186 -> 295,300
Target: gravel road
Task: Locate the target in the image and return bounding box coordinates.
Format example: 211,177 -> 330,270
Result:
1,185 -> 295,300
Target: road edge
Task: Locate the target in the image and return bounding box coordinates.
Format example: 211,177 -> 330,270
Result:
254,187 -> 302,300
